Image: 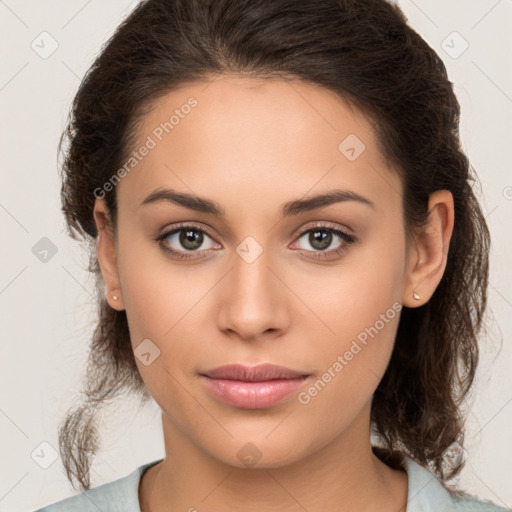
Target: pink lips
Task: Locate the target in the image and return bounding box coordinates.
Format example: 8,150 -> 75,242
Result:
199,363 -> 310,409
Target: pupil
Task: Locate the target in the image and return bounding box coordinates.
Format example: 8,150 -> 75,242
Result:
180,229 -> 202,250
310,230 -> 331,250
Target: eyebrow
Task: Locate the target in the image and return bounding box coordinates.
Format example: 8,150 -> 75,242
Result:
140,187 -> 375,216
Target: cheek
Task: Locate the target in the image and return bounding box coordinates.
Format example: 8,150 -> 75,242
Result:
117,241 -> 218,405
292,225 -> 406,403
294,304 -> 401,439
116,227 -> 200,340
300,221 -> 406,340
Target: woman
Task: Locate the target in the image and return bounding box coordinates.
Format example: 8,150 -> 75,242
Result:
34,0 -> 509,510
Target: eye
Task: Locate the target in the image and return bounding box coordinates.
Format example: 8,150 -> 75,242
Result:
291,224 -> 356,260
156,223 -> 220,260
155,222 -> 356,261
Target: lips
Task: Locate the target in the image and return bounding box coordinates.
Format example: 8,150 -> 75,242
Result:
199,364 -> 311,409
201,363 -> 308,381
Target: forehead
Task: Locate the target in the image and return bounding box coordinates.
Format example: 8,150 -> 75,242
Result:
117,75 -> 401,217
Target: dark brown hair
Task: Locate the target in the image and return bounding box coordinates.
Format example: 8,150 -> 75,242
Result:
57,0 -> 490,491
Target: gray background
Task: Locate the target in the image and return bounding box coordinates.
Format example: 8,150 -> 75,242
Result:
1,0 -> 511,510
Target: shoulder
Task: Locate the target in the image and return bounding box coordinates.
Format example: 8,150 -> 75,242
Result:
32,459 -> 163,512
401,454 -> 510,512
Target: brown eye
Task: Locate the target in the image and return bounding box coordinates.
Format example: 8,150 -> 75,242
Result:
306,230 -> 334,251
156,223 -> 220,260
292,224 -> 356,261
178,228 -> 204,251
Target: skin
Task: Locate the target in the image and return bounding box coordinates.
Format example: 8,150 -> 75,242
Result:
93,75 -> 454,512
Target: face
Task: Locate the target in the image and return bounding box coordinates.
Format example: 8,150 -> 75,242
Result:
95,75 -> 422,468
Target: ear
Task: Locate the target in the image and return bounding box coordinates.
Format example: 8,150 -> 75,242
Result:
402,189 -> 455,307
93,198 -> 125,311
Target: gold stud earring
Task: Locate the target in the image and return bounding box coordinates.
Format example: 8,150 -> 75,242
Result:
413,292 -> 420,301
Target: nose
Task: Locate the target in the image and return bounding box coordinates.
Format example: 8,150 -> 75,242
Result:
216,246 -> 289,342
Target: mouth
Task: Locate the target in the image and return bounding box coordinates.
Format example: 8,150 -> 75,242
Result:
199,363 -> 311,409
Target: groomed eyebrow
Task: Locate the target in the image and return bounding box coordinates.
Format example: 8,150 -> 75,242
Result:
140,187 -> 375,216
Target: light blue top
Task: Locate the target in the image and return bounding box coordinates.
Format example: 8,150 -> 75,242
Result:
34,454 -> 510,511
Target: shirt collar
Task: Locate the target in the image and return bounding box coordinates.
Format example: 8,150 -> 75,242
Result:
136,454 -> 456,511
401,453 -> 454,511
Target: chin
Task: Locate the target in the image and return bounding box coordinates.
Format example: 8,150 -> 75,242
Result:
203,432 -> 315,470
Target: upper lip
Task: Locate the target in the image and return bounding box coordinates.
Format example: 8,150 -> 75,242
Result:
200,364 -> 309,382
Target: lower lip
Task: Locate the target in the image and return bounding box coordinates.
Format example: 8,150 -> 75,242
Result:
200,376 -> 309,409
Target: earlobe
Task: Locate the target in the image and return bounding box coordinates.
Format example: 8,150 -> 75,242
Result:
93,198 -> 125,310
402,190 -> 454,308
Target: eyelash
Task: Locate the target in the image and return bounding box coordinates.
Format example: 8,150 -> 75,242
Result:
155,222 -> 357,261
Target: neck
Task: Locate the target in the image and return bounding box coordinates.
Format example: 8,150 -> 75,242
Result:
139,405 -> 408,512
